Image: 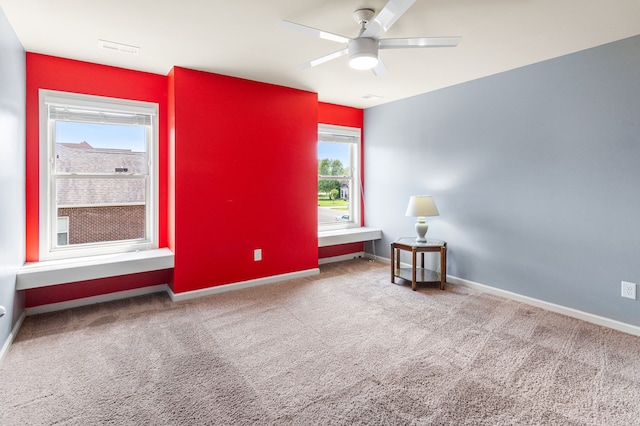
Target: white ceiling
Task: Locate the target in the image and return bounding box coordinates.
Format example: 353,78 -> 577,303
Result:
1,0 -> 639,108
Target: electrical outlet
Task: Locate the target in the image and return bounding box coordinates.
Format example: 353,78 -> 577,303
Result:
254,249 -> 262,262
621,281 -> 636,300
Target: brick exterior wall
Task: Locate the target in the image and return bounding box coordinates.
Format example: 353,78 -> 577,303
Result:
58,205 -> 145,245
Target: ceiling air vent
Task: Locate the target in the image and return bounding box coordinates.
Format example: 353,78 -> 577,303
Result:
98,39 -> 140,55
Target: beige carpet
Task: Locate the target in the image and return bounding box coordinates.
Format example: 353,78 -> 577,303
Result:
2,259 -> 640,425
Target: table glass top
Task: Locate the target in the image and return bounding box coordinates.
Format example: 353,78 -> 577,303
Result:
393,237 -> 446,247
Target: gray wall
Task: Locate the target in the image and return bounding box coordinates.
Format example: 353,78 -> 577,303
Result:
365,35 -> 640,327
0,6 -> 26,353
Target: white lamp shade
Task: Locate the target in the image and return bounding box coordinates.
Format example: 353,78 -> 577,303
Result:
405,195 -> 439,217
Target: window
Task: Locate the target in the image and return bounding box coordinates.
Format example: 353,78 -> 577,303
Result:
56,217 -> 69,246
317,124 -> 360,230
39,90 -> 158,260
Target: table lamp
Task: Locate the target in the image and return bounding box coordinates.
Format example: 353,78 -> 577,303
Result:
405,195 -> 439,243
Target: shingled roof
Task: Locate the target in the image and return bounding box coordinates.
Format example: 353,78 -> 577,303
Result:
56,142 -> 147,207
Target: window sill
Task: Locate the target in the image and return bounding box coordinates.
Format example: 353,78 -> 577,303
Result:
318,227 -> 382,247
17,248 -> 174,290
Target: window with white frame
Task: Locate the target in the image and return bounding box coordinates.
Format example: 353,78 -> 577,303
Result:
56,217 -> 69,246
317,124 -> 360,230
39,90 -> 158,260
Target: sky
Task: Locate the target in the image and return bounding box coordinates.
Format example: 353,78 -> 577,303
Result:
317,142 -> 349,165
55,122 -> 146,152
57,121 -> 347,161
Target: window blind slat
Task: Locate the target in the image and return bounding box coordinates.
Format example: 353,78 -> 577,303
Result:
317,133 -> 357,144
49,106 -> 152,126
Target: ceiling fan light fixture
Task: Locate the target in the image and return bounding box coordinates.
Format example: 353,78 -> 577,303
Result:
349,53 -> 378,70
348,38 -> 379,70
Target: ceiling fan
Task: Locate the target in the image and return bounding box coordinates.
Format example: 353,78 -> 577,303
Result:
277,0 -> 461,76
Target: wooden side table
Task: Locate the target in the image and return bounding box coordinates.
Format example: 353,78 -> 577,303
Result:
391,238 -> 447,291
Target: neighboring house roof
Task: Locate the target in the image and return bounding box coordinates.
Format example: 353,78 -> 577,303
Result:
56,142 -> 146,207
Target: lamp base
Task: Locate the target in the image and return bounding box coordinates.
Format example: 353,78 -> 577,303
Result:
415,217 -> 428,243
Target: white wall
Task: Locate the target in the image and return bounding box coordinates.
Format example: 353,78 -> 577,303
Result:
0,6 -> 26,355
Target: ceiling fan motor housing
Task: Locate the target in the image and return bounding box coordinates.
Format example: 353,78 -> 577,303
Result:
348,37 -> 379,70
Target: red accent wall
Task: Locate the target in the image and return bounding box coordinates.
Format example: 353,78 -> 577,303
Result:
169,67 -> 318,293
24,270 -> 173,308
167,69 -> 176,253
26,53 -> 169,261
318,102 -> 363,128
318,243 -> 365,259
24,54 -> 170,304
23,55 -> 361,307
317,102 -> 366,258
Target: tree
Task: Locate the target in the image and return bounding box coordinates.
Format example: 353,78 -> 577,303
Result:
330,159 -> 344,176
318,158 -> 342,197
318,158 -> 331,176
318,179 -> 340,197
318,158 -> 344,176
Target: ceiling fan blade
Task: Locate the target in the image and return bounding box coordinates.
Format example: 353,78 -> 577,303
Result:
277,20 -> 350,44
379,36 -> 461,49
297,48 -> 348,70
361,0 -> 416,39
372,58 -> 388,76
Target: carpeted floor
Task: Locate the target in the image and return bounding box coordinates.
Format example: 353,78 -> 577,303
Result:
2,259 -> 640,425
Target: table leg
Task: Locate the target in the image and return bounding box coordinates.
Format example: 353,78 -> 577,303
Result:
390,245 -> 395,284
440,246 -> 447,290
412,248 -> 417,291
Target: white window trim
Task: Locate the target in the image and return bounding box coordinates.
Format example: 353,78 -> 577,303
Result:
318,123 -> 361,231
38,89 -> 159,260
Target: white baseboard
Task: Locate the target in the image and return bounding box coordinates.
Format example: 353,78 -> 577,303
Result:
25,284 -> 170,316
12,259 -> 637,360
0,310 -> 26,363
368,254 -> 391,264
319,252 -> 367,265
22,268 -> 320,315
447,275 -> 640,337
371,253 -> 640,337
167,268 -> 320,302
